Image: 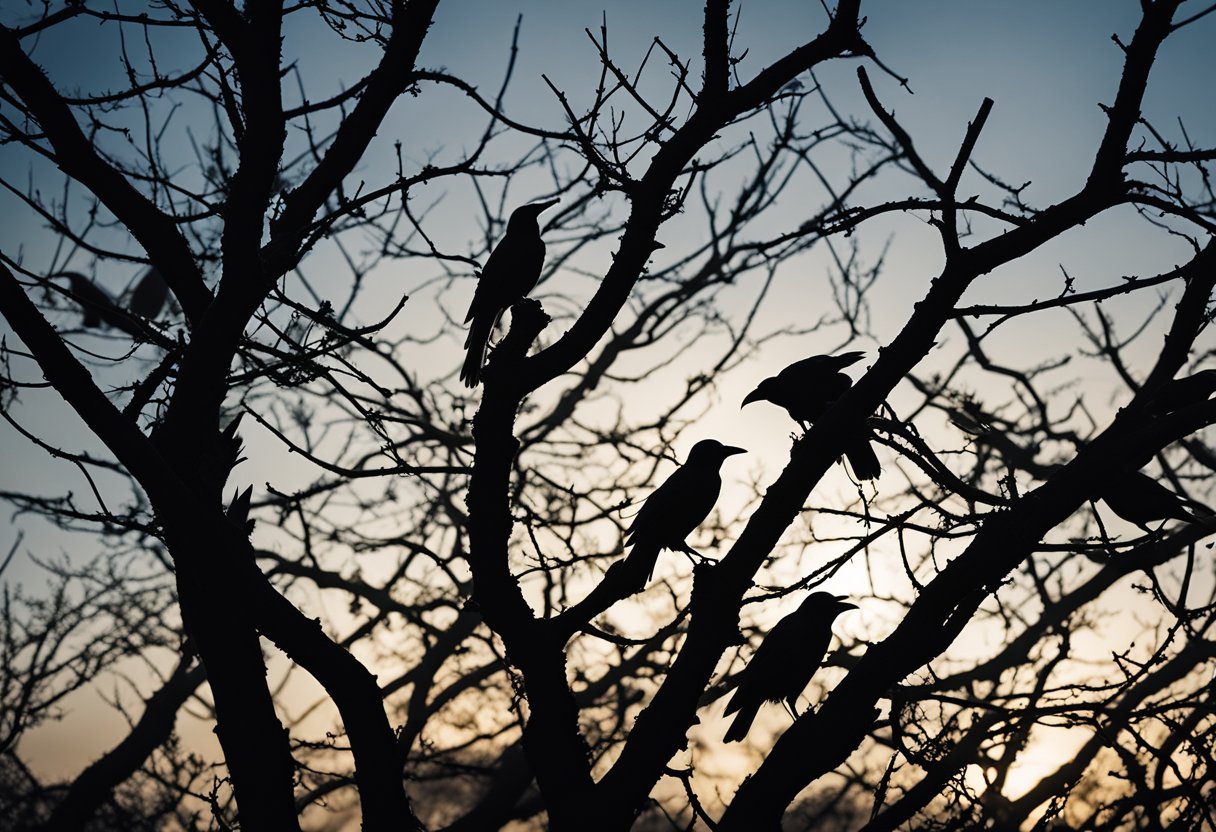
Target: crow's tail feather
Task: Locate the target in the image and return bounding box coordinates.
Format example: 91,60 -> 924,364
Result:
461,313 -> 495,387
723,697 -> 761,744
845,436 -> 881,481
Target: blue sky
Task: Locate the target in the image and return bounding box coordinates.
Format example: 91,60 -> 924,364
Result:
3,0 -> 1213,589
3,0 -> 1214,596
2,0 -> 1215,785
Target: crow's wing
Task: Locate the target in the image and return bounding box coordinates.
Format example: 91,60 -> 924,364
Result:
627,465 -> 720,549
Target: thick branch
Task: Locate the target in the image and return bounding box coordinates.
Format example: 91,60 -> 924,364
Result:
701,0 -> 731,98
465,299 -> 597,826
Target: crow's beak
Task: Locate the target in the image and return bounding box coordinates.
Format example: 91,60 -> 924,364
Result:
534,198 -> 560,213
741,388 -> 763,409
721,445 -> 747,457
833,595 -> 858,610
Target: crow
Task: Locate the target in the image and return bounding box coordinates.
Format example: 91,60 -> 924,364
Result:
723,592 -> 856,743
742,351 -> 881,479
1098,470 -> 1200,531
624,439 -> 746,587
461,199 -> 559,387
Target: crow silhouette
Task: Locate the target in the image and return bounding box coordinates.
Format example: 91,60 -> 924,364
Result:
1098,470 -> 1200,531
461,199 -> 559,387
723,592 -> 856,743
624,439 -> 746,587
742,351 -> 880,479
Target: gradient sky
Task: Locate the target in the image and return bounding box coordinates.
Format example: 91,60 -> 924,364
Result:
2,0 -> 1215,787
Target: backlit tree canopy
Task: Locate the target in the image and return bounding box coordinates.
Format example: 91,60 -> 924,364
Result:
2,1 -> 1215,830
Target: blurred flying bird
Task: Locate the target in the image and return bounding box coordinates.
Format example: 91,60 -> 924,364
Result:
1098,470 -> 1200,531
127,265 -> 169,319
948,397 -> 996,436
722,592 -> 856,743
57,272 -> 140,334
624,439 -> 746,587
742,350 -> 881,479
461,198 -> 559,387
1148,369 -> 1216,415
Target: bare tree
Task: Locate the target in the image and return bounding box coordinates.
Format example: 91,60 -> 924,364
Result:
2,1 -> 1215,830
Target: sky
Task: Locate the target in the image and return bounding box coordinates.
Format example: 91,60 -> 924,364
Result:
2,0 -> 1215,804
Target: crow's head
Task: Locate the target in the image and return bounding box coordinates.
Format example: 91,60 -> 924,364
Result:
686,438 -> 747,465
507,198 -> 560,229
801,592 -> 858,617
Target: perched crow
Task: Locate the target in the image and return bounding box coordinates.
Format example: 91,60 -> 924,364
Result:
461,199 -> 559,387
624,439 -> 746,585
723,592 -> 856,743
127,265 -> 169,319
742,350 -> 881,479
1098,470 -> 1197,531
1148,369 -> 1216,415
